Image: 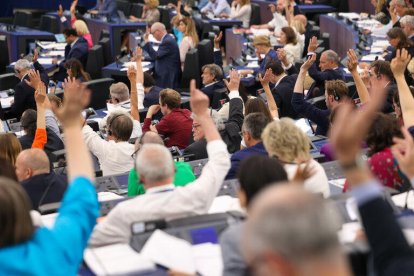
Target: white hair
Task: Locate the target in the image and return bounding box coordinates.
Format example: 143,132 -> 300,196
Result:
401,15 -> 414,28
136,144 -> 175,183
14,59 -> 31,71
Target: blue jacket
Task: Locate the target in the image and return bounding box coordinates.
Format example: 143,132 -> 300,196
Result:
64,37 -> 89,67
143,86 -> 163,108
143,34 -> 182,89
307,63 -> 345,99
201,80 -> 226,103
272,74 -> 300,119
226,142 -> 268,179
0,177 -> 99,275
257,49 -> 279,75
92,0 -> 119,21
291,92 -> 330,136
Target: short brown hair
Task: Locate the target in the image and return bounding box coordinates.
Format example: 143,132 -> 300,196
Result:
325,80 -> 349,100
159,89 -> 181,109
0,177 -> 34,247
370,60 -> 394,81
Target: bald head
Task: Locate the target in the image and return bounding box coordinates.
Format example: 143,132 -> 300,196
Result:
243,184 -> 348,276
15,149 -> 50,182
140,131 -> 164,146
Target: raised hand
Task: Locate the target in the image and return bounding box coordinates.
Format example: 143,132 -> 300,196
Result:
391,48 -> 411,77
58,77 -> 91,127
277,48 -> 289,66
24,70 -> 42,89
223,70 -> 241,92
258,68 -> 272,87
144,27 -> 150,43
307,36 -> 318,53
300,54 -> 316,72
190,79 -> 210,117
392,127 -> 414,179
70,0 -> 78,14
34,82 -> 47,107
292,160 -> 317,183
58,4 -> 64,17
147,104 -> 161,117
347,49 -> 359,73
131,46 -> 143,62
127,65 -> 137,82
214,31 -> 222,49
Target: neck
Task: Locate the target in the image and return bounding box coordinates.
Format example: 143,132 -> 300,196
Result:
247,139 -> 261,147
275,73 -> 286,82
144,178 -> 174,190
32,169 -> 50,177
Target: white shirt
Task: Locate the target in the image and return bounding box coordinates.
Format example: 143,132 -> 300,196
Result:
268,12 -> 288,34
82,125 -> 136,176
284,159 -> 330,198
88,140 -> 230,247
284,43 -> 302,64
201,0 -> 231,16
230,4 -> 252,28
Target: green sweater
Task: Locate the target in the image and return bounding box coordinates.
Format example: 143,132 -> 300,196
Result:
127,161 -> 196,196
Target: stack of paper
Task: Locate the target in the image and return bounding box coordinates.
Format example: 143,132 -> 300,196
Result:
85,244 -> 156,275
141,230 -> 223,276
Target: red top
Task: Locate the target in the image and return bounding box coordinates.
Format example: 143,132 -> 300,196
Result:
32,128 -> 47,149
143,108 -> 193,149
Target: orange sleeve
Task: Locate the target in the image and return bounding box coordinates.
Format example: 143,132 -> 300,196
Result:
32,129 -> 47,149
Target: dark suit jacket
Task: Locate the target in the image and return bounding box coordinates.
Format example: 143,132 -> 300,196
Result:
64,37 -> 89,67
382,83 -> 397,114
19,129 -> 65,162
184,97 -> 244,157
143,34 -> 182,89
10,62 -> 49,119
92,0 -> 119,20
226,142 -> 267,179
272,74 -> 300,119
21,172 -> 68,211
143,86 -> 163,108
307,64 -> 345,98
201,80 -> 226,103
359,197 -> 414,275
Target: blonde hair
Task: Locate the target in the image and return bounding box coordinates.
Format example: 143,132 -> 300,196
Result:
145,0 -> 159,9
179,17 -> 199,46
262,118 -> 310,162
73,20 -> 90,36
291,19 -> 305,35
240,0 -> 250,6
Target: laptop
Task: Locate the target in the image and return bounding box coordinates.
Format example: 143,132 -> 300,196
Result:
54,34 -> 66,43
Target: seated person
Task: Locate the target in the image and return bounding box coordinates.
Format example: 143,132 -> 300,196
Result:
226,113 -> 270,179
129,0 -> 160,25
250,0 -> 288,34
200,64 -> 226,102
280,26 -> 302,64
89,0 -> 118,20
0,133 -> 22,166
99,82 -> 142,139
201,0 -> 231,17
400,15 -> 414,42
143,23 -> 181,89
177,17 -> 199,68
64,59 -> 91,82
242,184 -> 348,275
262,118 -> 330,197
10,57 -> 48,119
83,113 -> 135,176
53,28 -> 89,82
143,89 -> 193,149
240,36 -> 278,76
265,60 -> 300,119
19,109 -> 64,162
185,72 -> 244,156
222,0 -> 252,28
88,81 -> 231,247
15,148 -> 67,211
291,55 -> 348,136
128,131 -> 195,196
0,78 -> 99,274
143,72 -> 163,108
368,60 -> 397,113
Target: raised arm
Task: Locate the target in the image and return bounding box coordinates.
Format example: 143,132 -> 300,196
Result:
390,49 -> 414,128
32,81 -> 47,149
128,65 -> 140,122
347,49 -> 370,104
213,32 -> 223,68
259,68 -> 279,119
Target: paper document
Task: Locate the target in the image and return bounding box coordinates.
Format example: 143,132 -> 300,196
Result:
42,51 -> 65,57
97,192 -> 124,202
250,28 -> 271,36
360,54 -> 381,62
37,58 -> 55,65
85,244 -> 156,275
392,190 -> 414,209
0,97 -> 13,108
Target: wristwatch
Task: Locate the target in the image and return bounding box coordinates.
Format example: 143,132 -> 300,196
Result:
340,154 -> 368,171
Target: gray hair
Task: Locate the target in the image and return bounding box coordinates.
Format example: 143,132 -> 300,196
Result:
244,185 -> 342,263
14,59 -> 31,72
109,82 -> 130,103
323,50 -> 340,64
151,22 -> 166,33
136,144 -> 175,183
202,64 -> 224,81
242,112 -> 269,140
192,110 -> 225,131
395,0 -> 407,6
401,15 -> 414,28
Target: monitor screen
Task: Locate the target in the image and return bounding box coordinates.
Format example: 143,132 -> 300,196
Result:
190,227 -> 218,245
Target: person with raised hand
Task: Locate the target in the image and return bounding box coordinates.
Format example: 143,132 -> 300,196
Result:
0,77 -> 99,274
393,127 -> 414,181
291,54 -> 349,136
329,77 -> 414,275
32,82 -> 48,149
89,79 -> 230,247
347,49 -> 370,105
390,48 -> 414,129
258,68 -> 279,119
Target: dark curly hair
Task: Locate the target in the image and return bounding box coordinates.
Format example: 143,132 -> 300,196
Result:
366,113 -> 403,156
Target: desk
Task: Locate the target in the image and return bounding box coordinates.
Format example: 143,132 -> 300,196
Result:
208,19 -> 242,28
319,14 -> 359,59
84,18 -> 147,60
297,4 -> 336,15
225,28 -> 245,65
0,24 -> 55,63
251,0 -> 275,25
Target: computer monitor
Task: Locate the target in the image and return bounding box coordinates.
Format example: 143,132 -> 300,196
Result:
54,34 -> 65,43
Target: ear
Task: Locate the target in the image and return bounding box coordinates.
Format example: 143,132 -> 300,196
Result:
263,251 -> 296,276
245,131 -> 252,142
139,174 -> 147,187
27,168 -> 34,179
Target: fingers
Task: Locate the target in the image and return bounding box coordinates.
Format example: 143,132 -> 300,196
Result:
190,79 -> 196,96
